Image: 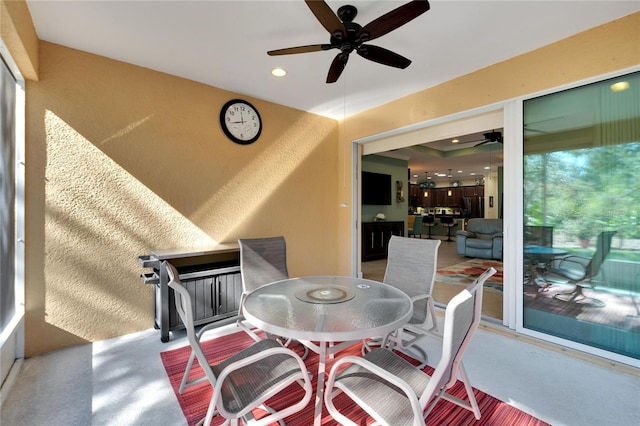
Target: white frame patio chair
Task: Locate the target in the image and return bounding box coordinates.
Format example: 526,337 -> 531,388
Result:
326,267 -> 496,426
164,261 -> 313,426
362,236 -> 441,367
236,236 -> 309,358
179,236 -> 305,394
236,236 -> 290,341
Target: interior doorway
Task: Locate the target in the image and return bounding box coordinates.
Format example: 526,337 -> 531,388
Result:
356,108 -> 505,322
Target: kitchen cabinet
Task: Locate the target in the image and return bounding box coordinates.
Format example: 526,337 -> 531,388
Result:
362,221 -> 404,261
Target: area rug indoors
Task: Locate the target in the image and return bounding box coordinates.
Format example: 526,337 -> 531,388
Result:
161,331 -> 548,426
437,259 -> 504,292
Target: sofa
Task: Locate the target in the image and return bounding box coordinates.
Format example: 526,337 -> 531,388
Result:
456,218 -> 503,260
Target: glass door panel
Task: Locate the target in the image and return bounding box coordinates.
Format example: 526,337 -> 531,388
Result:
522,71 -> 640,360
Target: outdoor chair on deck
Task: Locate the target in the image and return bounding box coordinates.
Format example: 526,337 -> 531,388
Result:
547,230 -> 616,306
164,261 -> 313,426
524,225 -> 554,247
362,236 -> 441,367
325,267 -> 497,426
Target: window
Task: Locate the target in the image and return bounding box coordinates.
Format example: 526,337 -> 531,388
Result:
522,71 -> 640,361
0,56 -> 16,332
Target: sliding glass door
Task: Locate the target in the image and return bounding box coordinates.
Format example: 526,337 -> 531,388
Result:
1,56 -> 17,335
522,71 -> 640,361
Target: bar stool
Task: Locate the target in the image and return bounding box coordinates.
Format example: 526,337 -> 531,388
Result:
440,216 -> 458,242
424,215 -> 437,239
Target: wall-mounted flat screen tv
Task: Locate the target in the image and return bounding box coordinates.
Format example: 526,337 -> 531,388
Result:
362,171 -> 392,205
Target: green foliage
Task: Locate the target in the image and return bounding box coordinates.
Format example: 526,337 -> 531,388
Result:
524,143 -> 640,241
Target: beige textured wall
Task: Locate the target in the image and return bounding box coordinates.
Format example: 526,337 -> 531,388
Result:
24,42 -> 339,356
336,12 -> 640,268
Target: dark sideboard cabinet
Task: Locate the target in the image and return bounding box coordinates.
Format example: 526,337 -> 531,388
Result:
362,221 -> 404,261
138,244 -> 241,342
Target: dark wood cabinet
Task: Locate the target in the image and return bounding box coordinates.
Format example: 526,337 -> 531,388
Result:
362,221 -> 404,261
409,184 -> 483,209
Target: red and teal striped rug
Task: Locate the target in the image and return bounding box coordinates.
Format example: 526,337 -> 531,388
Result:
161,331 -> 547,425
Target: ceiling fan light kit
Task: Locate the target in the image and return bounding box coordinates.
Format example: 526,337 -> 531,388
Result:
267,0 -> 431,83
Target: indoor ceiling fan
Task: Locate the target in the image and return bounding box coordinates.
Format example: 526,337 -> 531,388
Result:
267,0 -> 431,83
467,130 -> 503,147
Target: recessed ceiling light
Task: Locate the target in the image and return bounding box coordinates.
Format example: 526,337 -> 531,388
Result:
484,166 -> 490,170
413,174 -> 418,178
610,81 -> 629,92
470,172 -> 476,175
451,139 -> 459,144
271,67 -> 287,77
457,170 -> 463,173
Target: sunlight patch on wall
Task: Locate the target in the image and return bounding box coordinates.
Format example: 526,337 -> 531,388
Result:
192,114 -> 336,240
43,111 -> 214,340
98,116 -> 152,146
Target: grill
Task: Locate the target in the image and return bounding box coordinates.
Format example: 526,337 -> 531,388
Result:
138,244 -> 242,342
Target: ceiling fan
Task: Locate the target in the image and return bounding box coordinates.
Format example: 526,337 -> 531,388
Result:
267,0 -> 431,83
457,130 -> 504,147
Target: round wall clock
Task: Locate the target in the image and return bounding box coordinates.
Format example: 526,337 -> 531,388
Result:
219,99 -> 262,145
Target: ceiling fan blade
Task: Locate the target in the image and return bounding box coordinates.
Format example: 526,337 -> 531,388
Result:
358,0 -> 430,42
356,45 -> 411,69
474,140 -> 490,147
305,0 -> 344,36
326,53 -> 349,83
268,44 -> 331,56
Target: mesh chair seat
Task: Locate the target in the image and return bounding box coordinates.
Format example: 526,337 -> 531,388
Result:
333,349 -> 431,426
211,338 -> 306,416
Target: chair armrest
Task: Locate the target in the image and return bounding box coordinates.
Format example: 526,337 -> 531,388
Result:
492,232 -> 503,239
456,230 -> 475,238
550,255 -> 589,270
216,345 -> 309,392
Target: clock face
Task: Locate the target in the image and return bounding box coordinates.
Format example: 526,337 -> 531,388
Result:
220,99 -> 262,144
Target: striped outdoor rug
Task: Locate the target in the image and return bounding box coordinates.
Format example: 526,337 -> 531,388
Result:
161,331 -> 548,425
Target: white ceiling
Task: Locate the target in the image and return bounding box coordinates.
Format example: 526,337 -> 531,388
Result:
24,0 -> 638,185
26,0 -> 639,120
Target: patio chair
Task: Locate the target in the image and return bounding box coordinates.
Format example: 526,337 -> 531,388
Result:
362,236 -> 441,367
325,267 -> 496,426
547,230 -> 616,306
164,261 -> 313,426
236,236 -> 289,340
237,236 -> 309,359
178,236 -> 303,394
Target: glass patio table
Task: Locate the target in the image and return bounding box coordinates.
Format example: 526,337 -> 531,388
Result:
242,275 -> 413,426
524,245 -> 568,290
